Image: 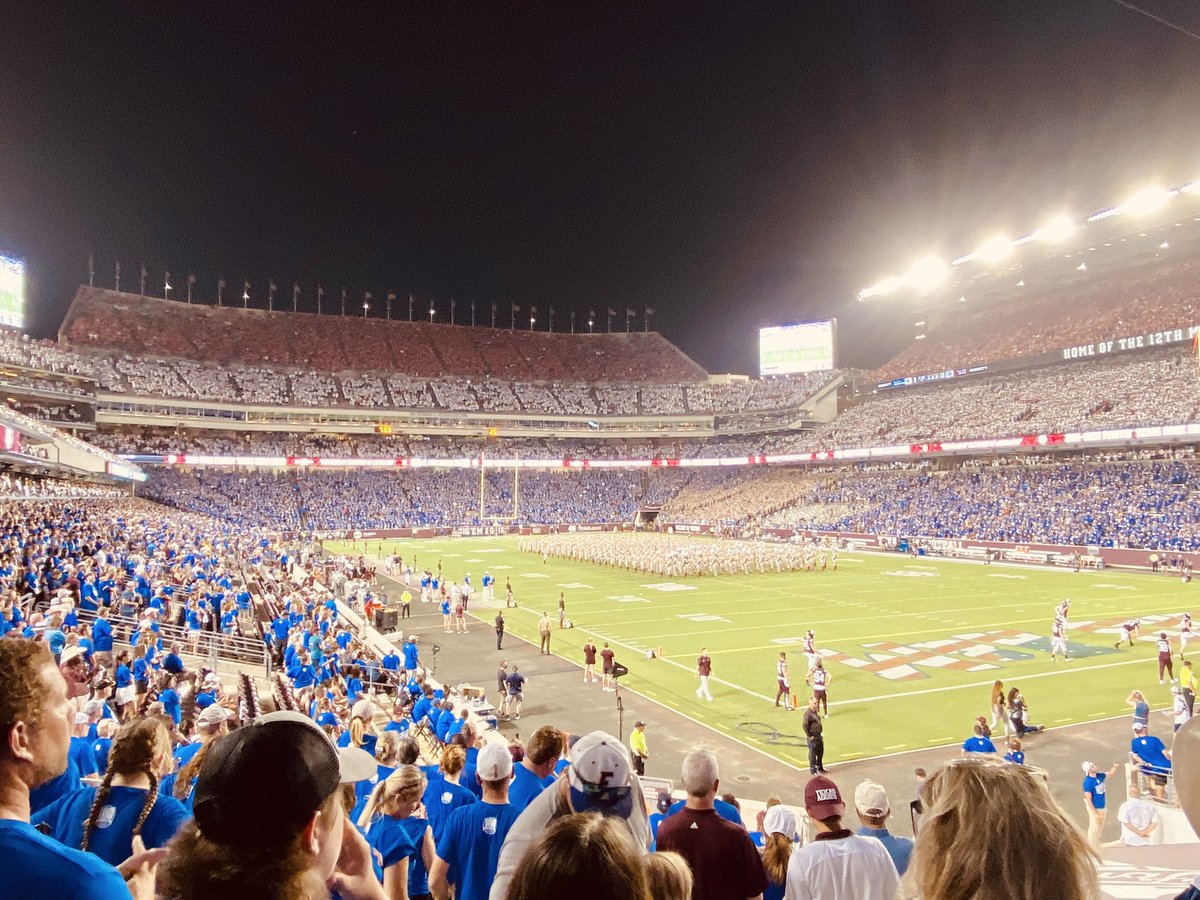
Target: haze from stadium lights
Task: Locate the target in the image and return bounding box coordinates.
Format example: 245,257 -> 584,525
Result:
1033,215 -> 1076,242
903,256 -> 948,291
857,275 -> 902,299
1118,186 -> 1170,217
973,235 -> 1013,263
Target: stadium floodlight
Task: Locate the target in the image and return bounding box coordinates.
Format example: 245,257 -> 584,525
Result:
1118,186 -> 1170,217
858,275 -> 902,299
973,235 -> 1012,264
1033,215 -> 1076,242
903,256 -> 948,291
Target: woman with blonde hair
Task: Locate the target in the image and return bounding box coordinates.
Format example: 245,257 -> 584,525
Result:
643,851 -> 692,900
989,680 -> 1008,735
759,805 -> 796,900
31,717 -> 189,865
504,812 -> 649,900
359,765 -> 435,900
420,744 -> 475,842
351,729 -> 406,822
903,757 -> 1097,900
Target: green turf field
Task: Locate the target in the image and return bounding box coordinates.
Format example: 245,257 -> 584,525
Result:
326,536 -> 1195,769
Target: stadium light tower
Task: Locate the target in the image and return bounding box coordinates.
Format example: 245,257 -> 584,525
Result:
429,303 -> 436,322
858,275 -> 901,300
973,236 -> 1012,264
1033,214 -> 1076,242
903,256 -> 948,291
588,310 -> 595,333
1119,186 -> 1171,217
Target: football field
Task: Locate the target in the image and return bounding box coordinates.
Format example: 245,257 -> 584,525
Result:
326,535 -> 1195,770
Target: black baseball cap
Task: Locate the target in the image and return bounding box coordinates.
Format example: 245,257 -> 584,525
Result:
193,711 -> 341,849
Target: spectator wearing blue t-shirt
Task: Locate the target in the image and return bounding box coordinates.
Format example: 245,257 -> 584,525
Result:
1081,760 -> 1120,848
402,636 -> 420,679
508,726 -> 564,811
421,745 -> 476,842
359,764 -> 435,898
431,743 -> 520,900
34,717 -> 189,866
68,713 -> 99,778
0,639 -> 141,899
853,779 -> 913,875
961,723 -> 997,755
1132,723 -> 1173,800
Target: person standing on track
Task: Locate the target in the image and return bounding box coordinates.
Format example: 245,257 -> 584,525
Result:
802,697 -> 825,774
583,640 -> 598,684
1158,632 -> 1175,684
537,612 -> 553,655
696,647 -> 713,702
600,643 -> 615,692
807,659 -> 832,717
1182,660 -> 1197,716
774,652 -> 793,711
495,611 -> 505,650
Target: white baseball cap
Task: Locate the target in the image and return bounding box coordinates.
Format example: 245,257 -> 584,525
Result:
568,731 -> 634,817
197,705 -> 232,727
854,780 -> 891,816
476,743 -> 514,781
762,805 -> 797,838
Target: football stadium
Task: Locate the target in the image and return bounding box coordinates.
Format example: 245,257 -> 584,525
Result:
5,6 -> 1200,900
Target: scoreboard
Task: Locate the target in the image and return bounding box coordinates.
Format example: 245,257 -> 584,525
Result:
758,318 -> 836,376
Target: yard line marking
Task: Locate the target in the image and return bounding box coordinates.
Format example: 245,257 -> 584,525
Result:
835,656 -> 1150,707
883,743 -> 907,750
462,605 -> 810,778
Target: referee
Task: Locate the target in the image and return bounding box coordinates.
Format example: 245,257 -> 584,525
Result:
803,697 -> 826,775
629,720 -> 649,776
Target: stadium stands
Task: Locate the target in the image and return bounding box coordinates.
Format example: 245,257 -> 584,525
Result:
875,257 -> 1200,380
59,287 -> 709,382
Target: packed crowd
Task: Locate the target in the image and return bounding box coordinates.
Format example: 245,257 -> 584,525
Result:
60,288 -> 711,382
5,483 -> 1190,900
3,324 -> 833,417
667,458 -> 1200,550
142,468 -> 653,530
138,452 -> 1200,550
876,256 -> 1200,379
822,347 -> 1200,448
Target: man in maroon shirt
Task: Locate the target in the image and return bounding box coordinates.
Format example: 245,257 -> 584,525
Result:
600,642 -> 616,693
583,640 -> 598,683
656,749 -> 768,900
696,647 -> 713,702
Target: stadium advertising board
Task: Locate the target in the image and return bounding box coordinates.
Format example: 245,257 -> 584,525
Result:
0,255 -> 26,329
877,323 -> 1199,390
758,319 -> 836,376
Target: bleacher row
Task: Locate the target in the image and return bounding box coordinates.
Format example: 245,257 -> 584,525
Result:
0,327 -> 832,416
874,256 -> 1200,380
60,288 -> 708,382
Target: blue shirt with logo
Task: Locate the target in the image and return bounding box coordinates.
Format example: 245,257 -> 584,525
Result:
1083,773 -> 1108,810
31,785 -> 190,865
435,801 -> 520,900
422,778 -> 476,843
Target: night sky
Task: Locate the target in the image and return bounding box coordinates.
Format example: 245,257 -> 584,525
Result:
2,2 -> 1200,373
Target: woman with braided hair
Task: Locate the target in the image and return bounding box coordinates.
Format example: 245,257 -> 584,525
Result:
31,716 -> 189,865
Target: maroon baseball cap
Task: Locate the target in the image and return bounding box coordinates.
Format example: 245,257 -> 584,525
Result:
804,775 -> 846,819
